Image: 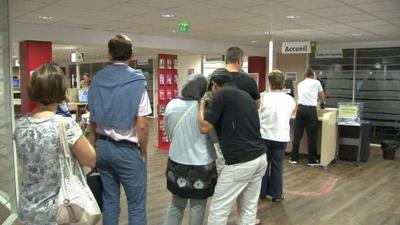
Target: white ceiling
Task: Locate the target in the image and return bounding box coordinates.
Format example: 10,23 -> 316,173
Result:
9,0 -> 400,61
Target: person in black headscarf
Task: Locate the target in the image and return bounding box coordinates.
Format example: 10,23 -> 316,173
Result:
163,74 -> 217,225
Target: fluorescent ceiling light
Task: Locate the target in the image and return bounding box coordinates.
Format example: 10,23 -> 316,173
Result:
286,15 -> 300,19
172,30 -> 177,33
53,46 -> 76,50
39,15 -> 55,20
161,12 -> 175,18
250,40 -> 258,44
352,33 -> 363,36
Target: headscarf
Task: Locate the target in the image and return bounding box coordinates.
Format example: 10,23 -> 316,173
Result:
180,74 -> 207,101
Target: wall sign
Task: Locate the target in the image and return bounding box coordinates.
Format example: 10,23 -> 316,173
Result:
282,42 -> 311,54
315,51 -> 343,58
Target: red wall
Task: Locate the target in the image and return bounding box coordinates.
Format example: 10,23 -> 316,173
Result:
19,40 -> 52,113
248,56 -> 266,92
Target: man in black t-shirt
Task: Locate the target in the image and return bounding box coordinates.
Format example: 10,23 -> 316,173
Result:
198,69 -> 267,225
225,46 -> 260,108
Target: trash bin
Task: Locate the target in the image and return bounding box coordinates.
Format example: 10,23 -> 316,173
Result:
381,140 -> 399,160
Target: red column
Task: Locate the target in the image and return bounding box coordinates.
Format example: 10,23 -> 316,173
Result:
19,40 -> 52,113
248,56 -> 266,92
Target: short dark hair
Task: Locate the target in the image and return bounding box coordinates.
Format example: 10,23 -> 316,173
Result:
304,68 -> 314,78
108,34 -> 133,61
28,63 -> 67,105
226,47 -> 244,64
210,68 -> 232,87
268,70 -> 284,90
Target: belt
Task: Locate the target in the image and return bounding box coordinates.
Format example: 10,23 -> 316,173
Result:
298,104 -> 317,108
97,134 -> 138,147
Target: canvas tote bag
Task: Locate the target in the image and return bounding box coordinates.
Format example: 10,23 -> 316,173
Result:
55,118 -> 101,225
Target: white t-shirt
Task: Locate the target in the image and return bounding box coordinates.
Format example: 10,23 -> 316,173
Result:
259,91 -> 296,142
297,78 -> 323,106
96,90 -> 152,143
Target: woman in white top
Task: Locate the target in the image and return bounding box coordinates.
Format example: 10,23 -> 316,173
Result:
259,70 -> 296,201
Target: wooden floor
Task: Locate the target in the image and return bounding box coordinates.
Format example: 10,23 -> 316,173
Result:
3,118 -> 399,225
117,118 -> 400,225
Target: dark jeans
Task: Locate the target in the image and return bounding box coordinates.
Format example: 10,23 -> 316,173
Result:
260,140 -> 287,199
290,105 -> 319,163
96,138 -> 147,225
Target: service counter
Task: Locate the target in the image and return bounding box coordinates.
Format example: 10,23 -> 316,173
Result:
286,108 -> 338,168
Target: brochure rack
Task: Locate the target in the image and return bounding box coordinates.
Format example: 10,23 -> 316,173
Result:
157,54 -> 178,150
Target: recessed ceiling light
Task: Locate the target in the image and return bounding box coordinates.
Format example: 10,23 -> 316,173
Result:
352,33 -> 363,36
161,12 -> 175,18
39,15 -> 55,20
286,15 -> 300,19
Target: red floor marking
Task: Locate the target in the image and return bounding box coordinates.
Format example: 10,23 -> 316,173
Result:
284,176 -> 337,197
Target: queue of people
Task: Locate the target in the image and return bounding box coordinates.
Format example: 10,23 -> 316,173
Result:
14,33 -> 324,225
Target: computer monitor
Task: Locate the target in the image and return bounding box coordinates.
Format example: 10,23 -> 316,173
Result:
78,88 -> 88,103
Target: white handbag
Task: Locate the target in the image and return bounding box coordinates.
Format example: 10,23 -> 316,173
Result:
55,118 -> 101,225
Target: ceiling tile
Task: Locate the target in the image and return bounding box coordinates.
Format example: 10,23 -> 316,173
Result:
173,2 -> 228,15
312,6 -> 363,17
10,0 -> 47,12
281,0 -> 344,10
13,12 -> 67,24
239,16 -> 274,25
291,18 -> 337,26
317,24 -> 363,36
354,0 -> 400,12
11,10 -> 29,19
53,17 -> 107,27
348,20 -> 393,28
261,22 -> 305,31
31,0 -> 62,3
35,4 -> 91,17
332,13 -> 377,23
58,0 -> 115,10
208,10 -> 255,20
85,11 -> 129,21
340,0 -> 383,4
135,0 -> 196,9
386,18 -> 400,24
207,0 -> 269,9
370,10 -> 400,19
241,3 -> 297,16
361,24 -> 400,34
104,3 -> 158,16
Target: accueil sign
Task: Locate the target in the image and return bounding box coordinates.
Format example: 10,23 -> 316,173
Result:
282,42 -> 311,54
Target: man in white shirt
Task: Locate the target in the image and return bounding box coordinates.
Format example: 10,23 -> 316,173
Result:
289,69 -> 325,166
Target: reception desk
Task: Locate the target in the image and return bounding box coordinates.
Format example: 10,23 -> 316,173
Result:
286,108 -> 338,168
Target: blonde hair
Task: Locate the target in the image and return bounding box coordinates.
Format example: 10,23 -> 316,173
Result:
268,70 -> 284,90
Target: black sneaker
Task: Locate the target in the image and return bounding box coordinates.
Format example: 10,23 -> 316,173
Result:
307,160 -> 320,167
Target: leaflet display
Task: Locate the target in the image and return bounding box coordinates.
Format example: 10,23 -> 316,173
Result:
157,54 -> 178,150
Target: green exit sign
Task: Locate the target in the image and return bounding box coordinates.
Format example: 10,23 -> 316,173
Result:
310,41 -> 317,54
178,22 -> 190,33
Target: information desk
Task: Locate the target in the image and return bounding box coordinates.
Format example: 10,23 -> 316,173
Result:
286,108 -> 338,168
